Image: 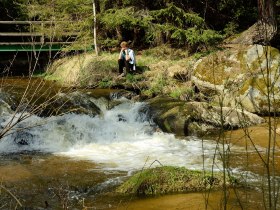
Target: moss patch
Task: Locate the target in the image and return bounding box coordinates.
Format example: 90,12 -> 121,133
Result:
117,166 -> 233,195
194,48 -> 246,86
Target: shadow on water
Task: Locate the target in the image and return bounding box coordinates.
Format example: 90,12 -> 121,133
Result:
0,51 -> 53,76
0,50 -> 84,76
0,153 -> 128,209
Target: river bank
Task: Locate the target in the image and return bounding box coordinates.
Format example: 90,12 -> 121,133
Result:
1,42 -> 280,208
40,44 -> 280,138
44,44 -> 280,115
0,77 -> 278,209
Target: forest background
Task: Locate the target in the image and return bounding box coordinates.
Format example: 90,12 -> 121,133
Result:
1,0 -> 279,54
0,2 -> 280,209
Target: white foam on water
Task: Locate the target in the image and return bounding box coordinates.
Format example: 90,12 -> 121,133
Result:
0,100 -> 222,172
60,132 -> 220,171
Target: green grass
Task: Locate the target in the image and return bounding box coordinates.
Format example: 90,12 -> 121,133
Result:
117,166 -> 234,195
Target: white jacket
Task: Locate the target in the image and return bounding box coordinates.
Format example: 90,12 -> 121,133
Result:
127,49 -> 136,70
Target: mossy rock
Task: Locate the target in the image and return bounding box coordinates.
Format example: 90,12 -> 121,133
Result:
41,91 -> 101,117
192,44 -> 280,114
146,97 -> 264,136
117,166 -> 233,195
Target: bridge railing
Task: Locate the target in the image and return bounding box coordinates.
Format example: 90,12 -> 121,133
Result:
0,21 -> 78,47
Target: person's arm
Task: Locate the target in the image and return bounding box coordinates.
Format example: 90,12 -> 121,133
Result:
118,50 -> 123,59
125,49 -> 131,61
127,49 -> 135,63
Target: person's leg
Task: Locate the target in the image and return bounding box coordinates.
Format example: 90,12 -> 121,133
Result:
129,63 -> 134,73
118,59 -> 125,74
124,61 -> 134,75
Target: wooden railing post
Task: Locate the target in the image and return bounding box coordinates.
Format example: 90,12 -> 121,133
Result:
40,22 -> 44,44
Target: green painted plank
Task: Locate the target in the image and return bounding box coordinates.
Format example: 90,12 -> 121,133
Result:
0,44 -> 94,52
0,44 -> 63,52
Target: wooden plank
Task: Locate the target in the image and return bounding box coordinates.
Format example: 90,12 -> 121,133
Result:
0,44 -> 93,52
0,21 -> 55,24
0,32 -> 43,36
0,32 -> 79,36
0,42 -> 74,45
0,21 -> 80,24
0,44 -> 62,52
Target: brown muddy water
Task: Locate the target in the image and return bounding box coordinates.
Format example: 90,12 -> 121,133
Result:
226,123 -> 280,175
0,151 -> 266,209
0,77 -> 279,209
0,142 -> 271,210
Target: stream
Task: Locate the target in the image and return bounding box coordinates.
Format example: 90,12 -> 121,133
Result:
0,78 -> 279,209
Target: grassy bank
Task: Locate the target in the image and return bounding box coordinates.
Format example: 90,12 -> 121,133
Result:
44,45 -> 200,100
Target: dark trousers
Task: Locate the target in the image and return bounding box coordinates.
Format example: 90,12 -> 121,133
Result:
118,59 -> 133,75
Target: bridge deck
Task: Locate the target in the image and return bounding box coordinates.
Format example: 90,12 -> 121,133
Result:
0,21 -> 83,52
0,44 -> 65,52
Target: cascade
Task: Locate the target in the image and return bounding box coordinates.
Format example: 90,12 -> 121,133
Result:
0,95 -> 222,172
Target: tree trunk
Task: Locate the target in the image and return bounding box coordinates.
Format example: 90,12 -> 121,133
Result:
258,0 -> 276,24
227,0 -> 277,45
257,0 -> 277,44
92,0 -> 98,56
116,27 -> 122,41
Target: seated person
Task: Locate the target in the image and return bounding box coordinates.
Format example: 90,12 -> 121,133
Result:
118,41 -> 136,76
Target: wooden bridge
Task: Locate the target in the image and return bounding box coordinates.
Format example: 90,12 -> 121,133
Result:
0,21 -> 84,52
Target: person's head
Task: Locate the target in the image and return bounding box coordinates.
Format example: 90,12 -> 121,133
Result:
120,41 -> 128,49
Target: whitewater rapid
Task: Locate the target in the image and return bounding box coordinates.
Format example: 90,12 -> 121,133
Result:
0,98 -> 223,172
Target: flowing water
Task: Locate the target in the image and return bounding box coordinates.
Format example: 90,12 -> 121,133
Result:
0,78 -> 279,209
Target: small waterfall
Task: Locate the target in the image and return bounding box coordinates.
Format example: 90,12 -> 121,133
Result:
0,96 -> 223,172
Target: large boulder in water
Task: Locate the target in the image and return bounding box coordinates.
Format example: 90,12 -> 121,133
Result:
146,97 -> 264,136
192,44 -> 280,114
41,91 -> 101,117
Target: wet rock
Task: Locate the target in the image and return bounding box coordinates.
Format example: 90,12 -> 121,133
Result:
40,91 -> 101,117
117,114 -> 127,122
0,91 -> 17,114
0,100 -> 13,116
147,97 -> 264,136
109,90 -> 137,100
13,131 -> 34,146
